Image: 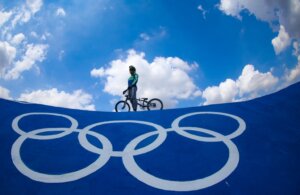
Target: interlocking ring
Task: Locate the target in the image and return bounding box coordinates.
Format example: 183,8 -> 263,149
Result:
172,112 -> 246,142
11,111 -> 246,191
78,120 -> 167,157
12,112 -> 78,140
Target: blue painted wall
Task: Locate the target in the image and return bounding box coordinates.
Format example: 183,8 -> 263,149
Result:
1,83 -> 300,194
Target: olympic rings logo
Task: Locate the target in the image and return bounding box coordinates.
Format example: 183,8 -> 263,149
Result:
11,111 -> 246,192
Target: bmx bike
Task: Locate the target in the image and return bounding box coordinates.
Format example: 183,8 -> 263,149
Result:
115,93 -> 163,112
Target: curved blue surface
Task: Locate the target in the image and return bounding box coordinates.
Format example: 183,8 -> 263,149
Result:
1,82 -> 300,194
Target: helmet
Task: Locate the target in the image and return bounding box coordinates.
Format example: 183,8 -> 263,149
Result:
129,65 -> 136,71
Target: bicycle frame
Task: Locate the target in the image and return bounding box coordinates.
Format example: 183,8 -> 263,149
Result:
124,95 -> 148,109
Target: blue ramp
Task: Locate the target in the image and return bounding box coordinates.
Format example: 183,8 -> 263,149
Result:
1,83 -> 300,194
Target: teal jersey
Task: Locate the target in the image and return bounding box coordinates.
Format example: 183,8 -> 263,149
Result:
128,73 -> 138,87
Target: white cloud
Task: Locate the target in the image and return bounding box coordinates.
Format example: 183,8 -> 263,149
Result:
293,41 -> 299,56
91,67 -> 105,78
0,10 -> 13,26
197,5 -> 204,11
4,44 -> 48,80
4,0 -> 43,30
202,64 -> 279,105
218,0 -> 273,21
285,55 -> 300,85
56,7 -> 66,17
136,27 -> 167,46
217,0 -> 300,93
91,49 -> 200,108
218,0 -> 300,53
0,1 -> 48,80
218,0 -> 239,17
272,25 -> 291,55
11,8 -> 31,28
30,31 -> 38,38
237,64 -> 278,96
0,85 -> 11,99
202,79 -> 238,105
140,33 -> 150,41
26,0 -> 43,14
18,88 -> 95,110
0,41 -> 16,72
197,5 -> 208,19
11,33 -> 26,45
286,64 -> 300,85
278,0 -> 300,38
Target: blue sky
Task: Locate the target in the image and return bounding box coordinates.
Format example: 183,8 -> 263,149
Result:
0,0 -> 300,111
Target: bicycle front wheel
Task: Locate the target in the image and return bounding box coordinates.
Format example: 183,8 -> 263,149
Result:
147,98 -> 163,111
115,101 -> 131,112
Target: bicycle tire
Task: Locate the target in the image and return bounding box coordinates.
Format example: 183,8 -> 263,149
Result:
147,98 -> 163,111
115,101 -> 131,112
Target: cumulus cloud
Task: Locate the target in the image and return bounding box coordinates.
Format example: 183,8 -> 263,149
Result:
0,41 -> 16,72
285,64 -> 300,85
277,0 -> 300,38
18,88 -> 95,110
91,49 -> 201,108
11,33 -> 26,45
218,0 -> 300,54
272,25 -> 291,55
218,0 -> 273,21
0,1 -> 49,80
202,79 -> 238,105
293,41 -> 299,56
202,64 -> 279,105
0,86 -> 11,99
0,10 -> 13,26
4,44 -> 48,80
9,0 -> 43,28
285,47 -> 300,86
26,0 -> 43,15
91,67 -> 105,77
237,64 -> 279,96
56,7 -> 66,17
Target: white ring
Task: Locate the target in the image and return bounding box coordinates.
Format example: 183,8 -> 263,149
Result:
12,112 -> 78,140
122,126 -> 239,191
79,120 -> 167,157
172,112 -> 246,142
11,128 -> 112,183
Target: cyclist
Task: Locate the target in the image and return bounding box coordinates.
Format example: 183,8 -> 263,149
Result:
123,65 -> 139,111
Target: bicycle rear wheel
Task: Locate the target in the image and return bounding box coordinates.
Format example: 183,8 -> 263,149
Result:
147,98 -> 163,111
115,101 -> 131,112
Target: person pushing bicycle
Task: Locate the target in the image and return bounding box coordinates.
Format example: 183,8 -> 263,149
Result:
123,65 -> 139,111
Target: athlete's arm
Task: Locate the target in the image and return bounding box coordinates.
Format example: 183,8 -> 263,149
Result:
131,74 -> 138,86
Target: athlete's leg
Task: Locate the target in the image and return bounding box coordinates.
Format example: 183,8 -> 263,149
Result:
129,86 -> 137,111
